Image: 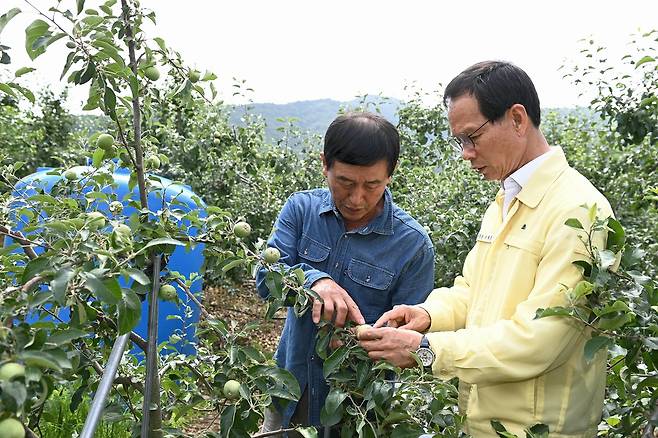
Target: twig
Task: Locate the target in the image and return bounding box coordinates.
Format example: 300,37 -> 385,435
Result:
251,427 -> 298,438
0,224 -> 43,259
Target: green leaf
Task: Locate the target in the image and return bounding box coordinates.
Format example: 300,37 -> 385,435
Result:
605,217 -> 625,253
535,306 -> 571,319
25,19 -> 51,60
219,404 -> 235,438
92,147 -> 105,167
21,256 -> 50,284
0,82 -> 17,97
320,388 -> 347,427
85,274 -> 121,305
7,82 -> 35,103
0,8 -> 21,37
599,249 -> 617,270
221,258 -> 244,273
564,218 -> 583,229
51,268 -> 75,305
103,86 -> 116,119
14,66 -> 35,77
121,268 -> 150,285
77,0 -> 85,14
491,420 -> 519,438
19,351 -> 62,372
294,427 -> 318,438
525,423 -> 549,438
47,328 -> 88,346
117,288 -> 141,334
571,280 -> 593,300
584,336 -> 611,363
322,345 -> 350,378
635,55 -> 655,68
134,237 -> 185,256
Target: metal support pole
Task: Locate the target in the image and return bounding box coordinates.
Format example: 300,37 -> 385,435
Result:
80,332 -> 130,438
141,255 -> 161,437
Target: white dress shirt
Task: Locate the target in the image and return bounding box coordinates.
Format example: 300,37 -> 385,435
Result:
502,150 -> 554,218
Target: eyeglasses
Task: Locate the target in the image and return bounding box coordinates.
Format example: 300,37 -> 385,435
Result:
448,119 -> 491,152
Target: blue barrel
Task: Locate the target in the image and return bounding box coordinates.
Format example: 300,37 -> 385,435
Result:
9,165 -> 206,356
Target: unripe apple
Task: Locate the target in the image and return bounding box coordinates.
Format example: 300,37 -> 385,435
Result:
0,418 -> 24,438
145,155 -> 161,170
223,379 -> 241,400
0,362 -> 25,382
159,284 -> 177,302
109,201 -> 123,214
355,323 -> 372,338
232,222 -> 251,238
64,170 -> 77,181
144,66 -> 160,81
262,247 -> 281,264
96,133 -> 114,150
188,70 -> 201,83
110,224 -> 132,249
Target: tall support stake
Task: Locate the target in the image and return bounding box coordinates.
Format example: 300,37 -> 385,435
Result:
141,255 -> 162,437
80,332 -> 130,438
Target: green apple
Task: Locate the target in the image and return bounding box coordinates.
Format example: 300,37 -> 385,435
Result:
0,362 -> 25,381
145,155 -> 161,170
96,133 -> 114,150
159,284 -> 177,302
232,222 -> 251,238
223,379 -> 241,400
0,418 -> 25,438
109,201 -> 123,214
64,170 -> 77,181
262,247 -> 281,264
188,70 -> 201,83
110,224 -> 132,249
144,66 -> 160,81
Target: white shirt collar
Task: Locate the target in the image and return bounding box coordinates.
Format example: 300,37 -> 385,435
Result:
501,149 -> 554,216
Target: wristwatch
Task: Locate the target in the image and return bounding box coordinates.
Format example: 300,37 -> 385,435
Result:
415,335 -> 435,369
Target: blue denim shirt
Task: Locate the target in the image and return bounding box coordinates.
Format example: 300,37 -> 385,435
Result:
256,187 -> 435,427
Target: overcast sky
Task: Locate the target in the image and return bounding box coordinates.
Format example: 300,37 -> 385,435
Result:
1,0 -> 657,110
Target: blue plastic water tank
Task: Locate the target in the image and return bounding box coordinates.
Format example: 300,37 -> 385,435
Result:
9,165 -> 206,356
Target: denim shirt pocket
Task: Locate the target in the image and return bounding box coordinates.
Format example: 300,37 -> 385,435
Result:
347,259 -> 394,290
298,233 -> 331,263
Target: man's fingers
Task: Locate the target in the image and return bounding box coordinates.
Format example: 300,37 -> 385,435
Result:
333,300 -> 348,327
312,299 -> 323,324
340,294 -> 364,325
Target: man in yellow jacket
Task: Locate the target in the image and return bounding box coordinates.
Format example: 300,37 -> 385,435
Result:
358,61 -> 613,437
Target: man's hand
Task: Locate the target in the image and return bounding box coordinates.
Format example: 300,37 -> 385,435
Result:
311,278 -> 365,327
373,304 -> 431,332
356,326 -> 423,368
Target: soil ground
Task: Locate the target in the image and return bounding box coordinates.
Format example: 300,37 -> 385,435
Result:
183,282 -> 285,436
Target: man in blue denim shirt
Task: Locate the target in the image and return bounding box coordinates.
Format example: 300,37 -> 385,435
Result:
256,112 -> 435,433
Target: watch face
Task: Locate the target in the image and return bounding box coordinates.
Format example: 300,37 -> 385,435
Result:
417,348 -> 434,367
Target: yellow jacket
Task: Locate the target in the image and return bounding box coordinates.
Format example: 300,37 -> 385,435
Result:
420,148 -> 612,437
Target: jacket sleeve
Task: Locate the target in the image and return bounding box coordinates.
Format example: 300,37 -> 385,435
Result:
417,240 -> 477,332
390,240 -> 436,306
255,194 -> 332,299
424,205 -> 611,385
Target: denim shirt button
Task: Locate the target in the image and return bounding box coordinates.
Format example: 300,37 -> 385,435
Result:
303,249 -> 308,255
365,276 -> 371,282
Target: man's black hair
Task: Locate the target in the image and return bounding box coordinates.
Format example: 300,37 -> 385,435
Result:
444,61 -> 541,127
323,112 -> 399,176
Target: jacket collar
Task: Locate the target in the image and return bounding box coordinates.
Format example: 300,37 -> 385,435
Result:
319,187 -> 394,235
515,146 -> 569,209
